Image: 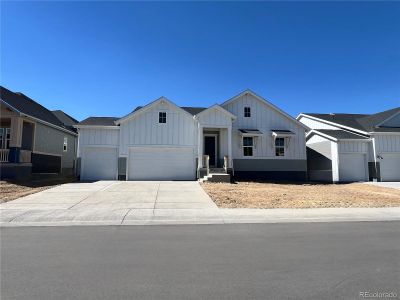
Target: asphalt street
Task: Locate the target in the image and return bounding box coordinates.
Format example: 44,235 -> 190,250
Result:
1,222 -> 399,300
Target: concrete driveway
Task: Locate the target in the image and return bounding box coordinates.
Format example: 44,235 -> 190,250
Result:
0,181 -> 220,225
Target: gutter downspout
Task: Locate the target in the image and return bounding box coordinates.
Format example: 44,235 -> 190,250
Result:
372,136 -> 377,181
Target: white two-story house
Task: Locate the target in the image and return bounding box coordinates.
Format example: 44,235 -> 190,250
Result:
75,90 -> 308,182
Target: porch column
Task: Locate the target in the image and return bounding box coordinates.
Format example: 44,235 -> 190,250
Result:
228,125 -> 232,168
198,124 -> 203,168
9,117 -> 23,148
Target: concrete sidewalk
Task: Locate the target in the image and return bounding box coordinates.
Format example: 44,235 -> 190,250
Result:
1,207 -> 399,226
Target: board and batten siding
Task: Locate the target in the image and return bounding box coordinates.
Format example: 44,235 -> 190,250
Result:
77,128 -> 119,157
119,102 -> 197,157
223,93 -> 306,159
197,108 -> 232,127
298,116 -> 339,130
374,134 -> 400,154
338,141 -> 368,153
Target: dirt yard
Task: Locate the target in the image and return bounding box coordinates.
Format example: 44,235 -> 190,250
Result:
201,181 -> 400,208
0,178 -> 76,203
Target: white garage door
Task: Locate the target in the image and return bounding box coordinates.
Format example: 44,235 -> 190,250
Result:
81,147 -> 118,181
128,147 -> 195,180
339,153 -> 367,182
380,153 -> 400,181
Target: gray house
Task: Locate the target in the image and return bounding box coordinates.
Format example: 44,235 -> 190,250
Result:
0,86 -> 78,180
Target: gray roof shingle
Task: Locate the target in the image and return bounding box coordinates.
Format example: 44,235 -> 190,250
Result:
78,117 -> 119,126
305,107 -> 400,133
0,86 -> 75,133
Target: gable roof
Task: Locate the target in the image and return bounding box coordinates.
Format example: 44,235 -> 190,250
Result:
194,104 -> 237,120
0,86 -> 76,134
221,89 -> 309,130
115,97 -> 194,125
301,107 -> 400,133
78,117 -> 119,126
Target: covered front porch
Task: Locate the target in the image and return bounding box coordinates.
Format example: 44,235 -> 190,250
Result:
0,115 -> 34,179
194,105 -> 236,182
197,125 -> 233,179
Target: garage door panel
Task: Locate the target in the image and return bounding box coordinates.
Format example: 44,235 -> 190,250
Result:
339,153 -> 367,182
81,147 -> 118,181
128,147 -> 195,180
380,153 -> 400,181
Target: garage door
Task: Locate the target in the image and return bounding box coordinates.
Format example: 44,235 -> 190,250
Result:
81,147 -> 118,180
380,153 -> 400,181
339,153 -> 367,182
128,147 -> 195,180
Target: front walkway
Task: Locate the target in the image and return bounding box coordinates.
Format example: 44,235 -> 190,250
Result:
1,181 -> 399,226
364,182 -> 400,190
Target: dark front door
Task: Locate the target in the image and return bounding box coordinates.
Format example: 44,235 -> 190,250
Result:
204,136 -> 216,167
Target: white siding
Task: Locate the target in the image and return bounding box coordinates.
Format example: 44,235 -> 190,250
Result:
298,116 -> 340,130
338,141 -> 368,153
197,107 -> 232,127
77,128 -> 119,157
374,134 -> 400,154
223,93 -> 306,159
119,101 -> 197,156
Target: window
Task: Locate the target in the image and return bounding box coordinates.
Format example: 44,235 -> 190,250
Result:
243,137 -> 253,156
159,112 -> 167,123
244,107 -> 251,118
0,128 -> 10,149
275,137 -> 285,156
63,137 -> 68,152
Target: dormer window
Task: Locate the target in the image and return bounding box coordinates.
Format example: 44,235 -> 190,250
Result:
159,112 -> 167,123
244,107 -> 251,118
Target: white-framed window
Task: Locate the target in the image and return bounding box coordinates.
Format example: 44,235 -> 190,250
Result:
159,112 -> 167,123
63,137 -> 68,152
244,107 -> 251,118
0,128 -> 11,149
243,136 -> 253,156
275,137 -> 285,156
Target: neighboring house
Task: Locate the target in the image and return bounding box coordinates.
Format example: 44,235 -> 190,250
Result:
0,86 -> 78,179
75,90 -> 308,181
297,108 -> 400,182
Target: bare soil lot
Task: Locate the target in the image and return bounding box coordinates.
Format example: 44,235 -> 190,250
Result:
201,181 -> 400,208
0,178 -> 76,203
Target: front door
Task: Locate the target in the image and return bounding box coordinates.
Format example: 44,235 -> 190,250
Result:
204,136 -> 217,167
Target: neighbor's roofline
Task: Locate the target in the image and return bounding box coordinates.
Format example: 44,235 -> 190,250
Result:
297,113 -> 370,135
1,99 -> 77,135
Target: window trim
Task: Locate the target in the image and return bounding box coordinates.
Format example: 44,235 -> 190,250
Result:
158,111 -> 167,124
243,136 -> 254,157
63,137 -> 68,152
275,137 -> 285,157
244,106 -> 251,118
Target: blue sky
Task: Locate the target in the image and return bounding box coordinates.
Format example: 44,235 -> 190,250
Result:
1,1 -> 399,121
